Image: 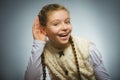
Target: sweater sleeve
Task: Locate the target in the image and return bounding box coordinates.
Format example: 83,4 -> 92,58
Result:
24,40 -> 46,80
89,43 -> 111,80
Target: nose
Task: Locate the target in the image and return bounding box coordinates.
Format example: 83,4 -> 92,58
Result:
61,23 -> 67,30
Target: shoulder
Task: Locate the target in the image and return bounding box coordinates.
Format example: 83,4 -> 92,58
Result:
72,36 -> 103,66
89,43 -> 102,67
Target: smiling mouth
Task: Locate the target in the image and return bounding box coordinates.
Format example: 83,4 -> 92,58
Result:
59,34 -> 68,37
58,33 -> 70,40
58,32 -> 69,37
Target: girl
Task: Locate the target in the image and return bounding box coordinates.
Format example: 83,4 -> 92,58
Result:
25,4 -> 111,80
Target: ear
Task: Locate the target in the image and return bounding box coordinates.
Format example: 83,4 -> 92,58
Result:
42,27 -> 47,36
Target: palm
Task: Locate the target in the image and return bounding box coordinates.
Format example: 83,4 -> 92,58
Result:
32,17 -> 46,41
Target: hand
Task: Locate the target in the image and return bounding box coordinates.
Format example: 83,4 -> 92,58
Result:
32,17 -> 47,41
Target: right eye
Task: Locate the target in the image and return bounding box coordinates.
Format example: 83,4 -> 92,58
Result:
53,22 -> 60,26
53,23 -> 58,26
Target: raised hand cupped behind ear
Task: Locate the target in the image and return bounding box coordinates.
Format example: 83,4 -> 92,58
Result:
32,16 -> 47,41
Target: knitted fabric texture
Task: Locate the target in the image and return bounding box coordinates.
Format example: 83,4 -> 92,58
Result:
43,36 -> 96,80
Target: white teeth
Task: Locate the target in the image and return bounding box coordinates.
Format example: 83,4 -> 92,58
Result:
59,34 -> 67,37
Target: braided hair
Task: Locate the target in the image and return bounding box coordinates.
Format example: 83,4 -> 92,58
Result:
69,36 -> 82,80
41,36 -> 82,80
39,4 -> 82,80
39,3 -> 69,80
41,53 -> 46,80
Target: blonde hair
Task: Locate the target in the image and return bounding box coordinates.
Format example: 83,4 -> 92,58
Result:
38,3 -> 69,27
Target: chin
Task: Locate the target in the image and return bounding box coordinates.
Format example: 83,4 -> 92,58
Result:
61,41 -> 69,44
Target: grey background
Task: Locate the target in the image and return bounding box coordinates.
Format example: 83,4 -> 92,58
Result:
1,0 -> 120,80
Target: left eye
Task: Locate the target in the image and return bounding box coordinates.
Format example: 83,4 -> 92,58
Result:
65,21 -> 70,24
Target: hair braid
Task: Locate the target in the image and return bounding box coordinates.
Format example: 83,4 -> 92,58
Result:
69,36 -> 82,80
41,53 -> 46,80
41,36 -> 82,80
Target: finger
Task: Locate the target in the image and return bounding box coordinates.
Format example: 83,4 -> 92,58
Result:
35,17 -> 40,27
32,24 -> 39,35
32,23 -> 35,32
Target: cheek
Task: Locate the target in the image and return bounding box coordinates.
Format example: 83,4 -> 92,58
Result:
69,25 -> 72,31
46,28 -> 58,35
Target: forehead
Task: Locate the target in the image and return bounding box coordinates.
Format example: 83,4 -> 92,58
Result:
48,10 -> 69,22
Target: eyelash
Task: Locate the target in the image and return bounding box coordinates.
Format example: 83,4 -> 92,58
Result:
65,21 -> 70,24
53,23 -> 59,26
53,20 -> 70,26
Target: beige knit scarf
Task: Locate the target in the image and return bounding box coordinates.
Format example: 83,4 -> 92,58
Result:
43,36 -> 96,80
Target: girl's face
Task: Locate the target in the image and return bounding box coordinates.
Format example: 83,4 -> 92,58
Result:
44,10 -> 72,48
